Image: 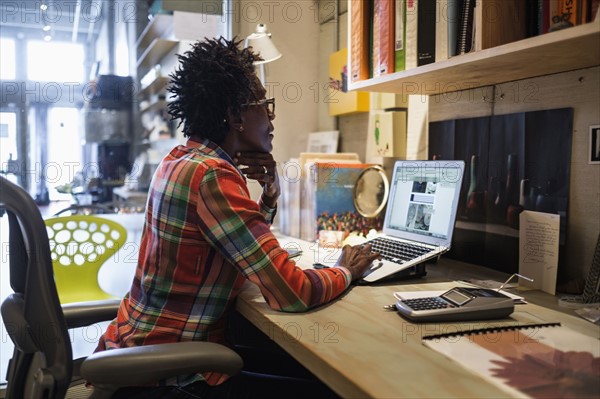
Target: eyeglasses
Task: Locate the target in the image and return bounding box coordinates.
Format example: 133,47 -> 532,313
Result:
243,97 -> 275,119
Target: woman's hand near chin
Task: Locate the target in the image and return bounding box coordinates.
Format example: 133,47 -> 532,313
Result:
234,151 -> 280,207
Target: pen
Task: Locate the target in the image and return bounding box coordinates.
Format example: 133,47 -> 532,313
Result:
313,263 -> 331,269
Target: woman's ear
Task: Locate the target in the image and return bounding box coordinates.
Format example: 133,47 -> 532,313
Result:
226,108 -> 244,132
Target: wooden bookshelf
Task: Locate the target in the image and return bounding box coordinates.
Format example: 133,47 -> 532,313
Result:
349,22 -> 600,95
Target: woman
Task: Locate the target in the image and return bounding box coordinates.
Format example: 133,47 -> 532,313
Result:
96,37 -> 379,398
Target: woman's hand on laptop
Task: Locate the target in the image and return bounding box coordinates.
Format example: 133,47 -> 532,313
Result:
336,244 -> 381,282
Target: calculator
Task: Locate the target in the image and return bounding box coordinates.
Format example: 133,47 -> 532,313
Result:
394,287 -> 515,322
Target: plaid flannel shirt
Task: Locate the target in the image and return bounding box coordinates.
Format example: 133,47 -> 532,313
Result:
95,138 -> 352,386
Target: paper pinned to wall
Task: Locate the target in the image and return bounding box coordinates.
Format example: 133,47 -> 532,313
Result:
519,210 -> 560,294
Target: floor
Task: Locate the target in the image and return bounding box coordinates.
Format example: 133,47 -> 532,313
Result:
0,203 -> 144,385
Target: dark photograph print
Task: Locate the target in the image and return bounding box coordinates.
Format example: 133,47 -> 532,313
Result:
590,125 -> 600,164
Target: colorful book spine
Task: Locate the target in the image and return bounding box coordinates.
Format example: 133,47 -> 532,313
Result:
373,0 -> 396,77
394,0 -> 406,71
350,0 -> 370,83
549,0 -> 578,31
405,0 -> 418,69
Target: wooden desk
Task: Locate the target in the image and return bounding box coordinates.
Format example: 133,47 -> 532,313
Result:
235,234 -> 600,398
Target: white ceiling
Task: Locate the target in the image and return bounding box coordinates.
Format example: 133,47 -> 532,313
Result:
0,0 -> 105,43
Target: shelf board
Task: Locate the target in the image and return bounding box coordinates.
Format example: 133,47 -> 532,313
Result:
137,38 -> 178,71
349,22 -> 600,95
136,14 -> 174,49
140,99 -> 168,114
140,76 -> 170,98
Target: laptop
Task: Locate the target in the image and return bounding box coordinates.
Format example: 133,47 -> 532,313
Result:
361,160 -> 465,283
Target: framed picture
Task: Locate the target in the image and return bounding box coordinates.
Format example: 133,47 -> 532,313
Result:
590,125 -> 600,164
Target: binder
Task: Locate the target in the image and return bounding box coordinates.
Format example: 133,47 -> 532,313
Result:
457,0 -> 476,54
417,0 -> 437,66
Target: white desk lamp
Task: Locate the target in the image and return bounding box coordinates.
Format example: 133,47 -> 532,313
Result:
244,23 -> 282,84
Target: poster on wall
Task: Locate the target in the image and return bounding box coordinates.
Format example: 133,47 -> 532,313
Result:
428,108 -> 573,274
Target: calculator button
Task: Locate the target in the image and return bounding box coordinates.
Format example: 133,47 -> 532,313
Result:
403,297 -> 454,311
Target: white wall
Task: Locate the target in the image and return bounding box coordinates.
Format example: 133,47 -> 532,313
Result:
233,0 -> 322,198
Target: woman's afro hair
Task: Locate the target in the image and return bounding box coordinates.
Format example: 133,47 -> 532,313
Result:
167,36 -> 262,142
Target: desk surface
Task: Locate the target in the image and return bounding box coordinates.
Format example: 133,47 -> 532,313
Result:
235,234 -> 600,398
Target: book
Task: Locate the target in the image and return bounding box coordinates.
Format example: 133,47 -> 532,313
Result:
542,0 -> 551,33
591,0 -> 600,22
394,0 -> 406,72
549,0 -> 579,31
435,0 -> 449,62
473,0 -> 528,51
372,0 -> 381,78
350,0 -> 370,83
373,0 -> 395,76
417,0 -> 437,66
405,0 -> 418,69
423,323 -> 600,398
298,153 -> 361,242
310,162 -> 383,247
457,0 -> 476,54
447,0 -> 461,56
279,158 -> 301,239
525,0 -> 542,38
578,0 -> 589,24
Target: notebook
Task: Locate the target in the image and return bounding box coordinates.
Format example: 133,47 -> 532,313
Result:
361,160 -> 465,282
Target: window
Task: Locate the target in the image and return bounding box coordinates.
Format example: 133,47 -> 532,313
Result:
27,41 -> 85,83
0,38 -> 16,80
0,112 -> 17,165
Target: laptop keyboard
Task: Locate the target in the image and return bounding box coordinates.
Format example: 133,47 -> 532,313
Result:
367,237 -> 431,264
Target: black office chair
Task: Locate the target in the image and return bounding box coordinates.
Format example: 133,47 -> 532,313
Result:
0,176 -> 243,399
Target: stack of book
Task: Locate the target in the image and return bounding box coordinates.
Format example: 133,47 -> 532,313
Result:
350,0 -> 599,82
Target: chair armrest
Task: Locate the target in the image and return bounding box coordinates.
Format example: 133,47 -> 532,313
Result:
80,341 -> 243,387
62,299 -> 121,328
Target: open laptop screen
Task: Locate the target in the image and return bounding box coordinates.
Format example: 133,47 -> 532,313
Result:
383,161 -> 465,247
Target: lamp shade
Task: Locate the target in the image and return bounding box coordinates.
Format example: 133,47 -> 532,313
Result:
244,24 -> 282,65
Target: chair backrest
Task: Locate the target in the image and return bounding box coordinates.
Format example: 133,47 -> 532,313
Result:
44,215 -> 127,304
0,176 -> 73,398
